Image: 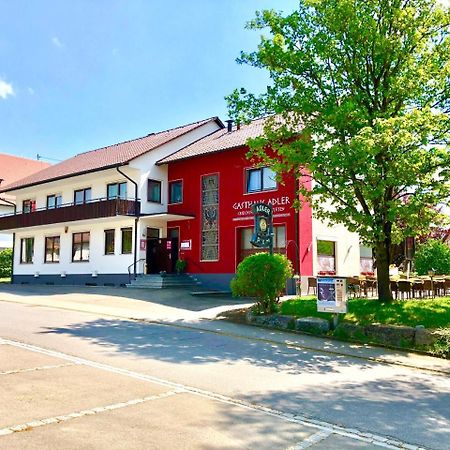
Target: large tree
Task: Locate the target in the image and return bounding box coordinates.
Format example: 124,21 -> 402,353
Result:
227,0 -> 450,300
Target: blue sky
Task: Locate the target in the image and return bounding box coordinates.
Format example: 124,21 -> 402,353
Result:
0,0 -> 298,162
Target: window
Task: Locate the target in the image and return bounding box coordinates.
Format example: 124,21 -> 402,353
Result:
20,238 -> 34,263
104,229 -> 115,255
72,232 -> 90,262
360,245 -> 373,274
147,227 -> 159,239
121,228 -> 132,254
147,179 -> 162,203
45,236 -> 60,263
47,194 -> 62,209
107,182 -> 127,200
246,167 -> 277,193
317,240 -> 336,274
74,188 -> 92,205
22,199 -> 36,213
239,225 -> 286,262
168,180 -> 182,204
201,174 -> 219,261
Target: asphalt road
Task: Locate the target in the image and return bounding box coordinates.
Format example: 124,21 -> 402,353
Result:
0,299 -> 449,449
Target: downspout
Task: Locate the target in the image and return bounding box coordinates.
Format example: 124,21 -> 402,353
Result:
11,232 -> 15,284
0,196 -> 17,214
116,166 -> 139,280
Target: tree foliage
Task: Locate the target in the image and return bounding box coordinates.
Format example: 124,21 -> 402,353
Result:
231,252 -> 293,313
0,248 -> 12,278
414,239 -> 450,275
227,0 -> 450,300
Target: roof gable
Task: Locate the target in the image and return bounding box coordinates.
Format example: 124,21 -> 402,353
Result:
157,118 -> 267,164
1,117 -> 223,193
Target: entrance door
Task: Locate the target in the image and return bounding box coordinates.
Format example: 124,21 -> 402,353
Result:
146,228 -> 160,274
168,228 -> 180,272
145,228 -> 177,274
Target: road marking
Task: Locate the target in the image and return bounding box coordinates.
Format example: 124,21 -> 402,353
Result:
0,362 -> 77,376
0,337 -> 427,450
0,389 -> 181,437
286,429 -> 332,449
1,296 -> 447,376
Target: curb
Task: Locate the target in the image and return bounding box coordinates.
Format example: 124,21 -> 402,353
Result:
0,296 -> 448,376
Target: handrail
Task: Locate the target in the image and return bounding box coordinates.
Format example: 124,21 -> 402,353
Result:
128,258 -> 146,283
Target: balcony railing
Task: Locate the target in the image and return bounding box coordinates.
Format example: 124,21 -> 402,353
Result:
0,197 -> 140,231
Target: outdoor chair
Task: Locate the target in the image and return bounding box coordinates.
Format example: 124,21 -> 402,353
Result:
390,280 -> 398,299
423,279 -> 433,298
412,280 -> 424,299
365,278 -> 377,297
444,278 -> 450,296
397,280 -> 412,300
348,277 -> 362,298
434,279 -> 445,297
307,277 -> 317,295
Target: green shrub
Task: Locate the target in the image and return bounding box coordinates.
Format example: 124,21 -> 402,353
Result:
0,248 -> 12,278
414,240 -> 450,275
430,328 -> 450,359
175,258 -> 187,274
231,252 -> 293,314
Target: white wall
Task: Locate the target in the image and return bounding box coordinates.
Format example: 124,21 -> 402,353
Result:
14,217 -> 135,276
10,168 -> 139,214
0,203 -> 14,249
312,217 -> 361,276
9,120 -> 221,217
130,120 -> 220,214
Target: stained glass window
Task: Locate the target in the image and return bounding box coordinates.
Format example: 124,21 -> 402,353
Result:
201,174 -> 219,261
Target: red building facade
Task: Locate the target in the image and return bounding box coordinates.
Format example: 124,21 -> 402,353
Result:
162,131 -> 314,289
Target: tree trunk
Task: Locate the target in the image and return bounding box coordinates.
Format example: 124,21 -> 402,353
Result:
375,239 -> 394,302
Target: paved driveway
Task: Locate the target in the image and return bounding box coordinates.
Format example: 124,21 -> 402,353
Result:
0,338 -> 321,449
0,284 -> 251,322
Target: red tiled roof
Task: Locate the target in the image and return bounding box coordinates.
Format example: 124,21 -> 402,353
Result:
157,118 -> 268,164
0,117 -> 222,193
0,154 -> 50,204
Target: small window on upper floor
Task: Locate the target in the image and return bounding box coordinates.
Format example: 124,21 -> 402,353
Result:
246,167 -> 277,193
74,188 -> 92,205
107,182 -> 127,200
22,199 -> 36,214
47,194 -> 62,209
148,179 -> 162,203
169,180 -> 182,204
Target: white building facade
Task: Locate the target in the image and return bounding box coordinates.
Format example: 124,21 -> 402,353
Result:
0,118 -> 223,285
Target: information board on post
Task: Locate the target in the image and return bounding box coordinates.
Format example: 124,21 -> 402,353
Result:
317,276 -> 348,313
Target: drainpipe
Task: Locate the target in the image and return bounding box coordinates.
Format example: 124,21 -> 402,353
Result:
0,196 -> 17,214
11,232 -> 15,284
116,166 -> 139,280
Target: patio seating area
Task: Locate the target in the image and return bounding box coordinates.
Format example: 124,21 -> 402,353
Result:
307,275 -> 450,299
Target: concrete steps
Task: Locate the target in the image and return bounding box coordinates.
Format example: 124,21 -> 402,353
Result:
126,274 -> 201,289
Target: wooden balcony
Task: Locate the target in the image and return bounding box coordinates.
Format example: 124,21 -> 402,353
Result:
0,198 -> 140,231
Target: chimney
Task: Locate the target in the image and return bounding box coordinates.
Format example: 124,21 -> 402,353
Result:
226,119 -> 233,133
